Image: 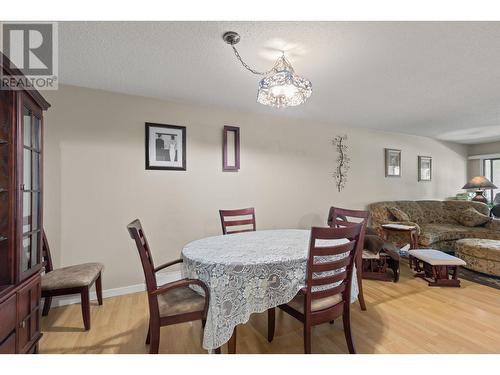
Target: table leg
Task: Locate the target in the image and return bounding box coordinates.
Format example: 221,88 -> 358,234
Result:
267,308 -> 275,342
410,229 -> 419,249
228,326 -> 237,354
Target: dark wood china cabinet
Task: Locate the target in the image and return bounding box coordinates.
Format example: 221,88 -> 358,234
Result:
0,54 -> 50,354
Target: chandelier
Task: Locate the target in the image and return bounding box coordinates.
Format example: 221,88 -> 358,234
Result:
223,31 -> 312,108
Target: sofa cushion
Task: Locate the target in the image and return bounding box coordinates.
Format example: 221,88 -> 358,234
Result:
419,224 -> 470,246
456,208 -> 492,227
415,201 -> 448,224
394,201 -> 425,223
369,201 -> 446,226
388,207 -> 410,221
419,223 -> 500,246
443,200 -> 490,224
485,219 -> 500,231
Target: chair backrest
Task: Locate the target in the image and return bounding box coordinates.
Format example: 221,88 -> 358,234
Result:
327,206 -> 369,228
491,204 -> 500,218
219,207 -> 256,235
328,207 -> 368,253
305,224 -> 363,312
41,230 -> 54,273
494,193 -> 500,206
127,219 -> 158,293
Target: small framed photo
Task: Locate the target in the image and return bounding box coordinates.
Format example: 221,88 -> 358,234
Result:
385,148 -> 401,177
145,123 -> 186,170
418,156 -> 432,181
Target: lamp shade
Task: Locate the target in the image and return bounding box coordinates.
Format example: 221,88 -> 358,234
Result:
462,176 -> 498,190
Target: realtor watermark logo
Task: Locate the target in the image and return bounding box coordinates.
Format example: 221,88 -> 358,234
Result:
0,22 -> 58,90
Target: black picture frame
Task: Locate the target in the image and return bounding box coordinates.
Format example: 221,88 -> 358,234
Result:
145,122 -> 186,170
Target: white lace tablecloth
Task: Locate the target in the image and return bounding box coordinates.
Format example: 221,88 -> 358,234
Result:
181,229 -> 358,350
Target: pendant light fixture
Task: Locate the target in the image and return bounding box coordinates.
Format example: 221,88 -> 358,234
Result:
223,31 -> 312,108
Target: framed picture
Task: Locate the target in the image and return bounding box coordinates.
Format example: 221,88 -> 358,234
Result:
222,126 -> 240,172
145,123 -> 186,170
418,156 -> 432,181
385,148 -> 401,177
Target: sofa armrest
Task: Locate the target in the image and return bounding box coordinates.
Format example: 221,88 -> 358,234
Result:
485,219 -> 500,231
380,221 -> 421,235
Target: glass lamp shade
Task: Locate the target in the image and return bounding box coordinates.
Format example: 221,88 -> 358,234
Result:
257,56 -> 312,108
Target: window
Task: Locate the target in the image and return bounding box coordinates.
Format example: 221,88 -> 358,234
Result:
483,158 -> 500,203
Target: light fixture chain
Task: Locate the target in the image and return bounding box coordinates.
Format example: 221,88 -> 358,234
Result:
231,45 -> 277,76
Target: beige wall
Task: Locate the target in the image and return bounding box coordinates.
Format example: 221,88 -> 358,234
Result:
467,141 -> 500,179
467,159 -> 482,179
43,85 -> 467,290
468,141 -> 500,156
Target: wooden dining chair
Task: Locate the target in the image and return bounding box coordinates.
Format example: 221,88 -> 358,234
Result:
268,223 -> 363,354
327,207 -> 368,311
41,230 -> 104,330
219,207 -> 256,235
127,219 -> 210,354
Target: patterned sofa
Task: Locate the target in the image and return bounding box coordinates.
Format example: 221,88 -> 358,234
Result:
368,200 -> 500,252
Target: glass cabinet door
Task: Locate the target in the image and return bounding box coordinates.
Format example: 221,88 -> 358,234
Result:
20,104 -> 42,277
0,90 -> 12,287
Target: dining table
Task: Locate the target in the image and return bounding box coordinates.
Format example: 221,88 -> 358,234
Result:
181,229 -> 359,352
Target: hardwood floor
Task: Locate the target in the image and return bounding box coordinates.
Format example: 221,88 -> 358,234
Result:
39,264 -> 500,354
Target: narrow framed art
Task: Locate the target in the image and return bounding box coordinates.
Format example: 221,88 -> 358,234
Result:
385,148 -> 401,177
145,122 -> 186,170
222,125 -> 240,172
418,156 -> 432,181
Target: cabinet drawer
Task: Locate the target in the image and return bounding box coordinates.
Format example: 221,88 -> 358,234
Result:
0,332 -> 16,354
0,294 -> 16,342
17,274 -> 41,353
17,274 -> 41,320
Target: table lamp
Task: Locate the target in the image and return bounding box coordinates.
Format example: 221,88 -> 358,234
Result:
462,176 -> 497,204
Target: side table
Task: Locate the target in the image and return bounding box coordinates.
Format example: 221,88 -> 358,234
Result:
381,223 -> 419,258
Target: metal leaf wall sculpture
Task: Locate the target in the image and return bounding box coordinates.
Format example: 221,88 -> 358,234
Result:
332,135 -> 350,192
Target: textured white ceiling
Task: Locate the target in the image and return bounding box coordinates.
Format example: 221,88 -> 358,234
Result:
59,21 -> 500,144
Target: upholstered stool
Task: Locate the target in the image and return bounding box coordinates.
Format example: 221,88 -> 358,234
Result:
456,239 -> 500,277
409,249 -> 466,287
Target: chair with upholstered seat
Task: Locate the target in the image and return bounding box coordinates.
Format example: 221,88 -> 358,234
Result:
327,207 -> 368,311
268,223 -> 363,354
41,231 -> 104,330
219,207 -> 256,235
491,193 -> 500,218
127,219 -> 210,354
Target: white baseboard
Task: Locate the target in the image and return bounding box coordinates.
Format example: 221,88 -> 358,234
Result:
50,270 -> 182,307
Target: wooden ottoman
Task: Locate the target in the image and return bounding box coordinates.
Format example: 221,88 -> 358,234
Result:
408,249 -> 466,287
